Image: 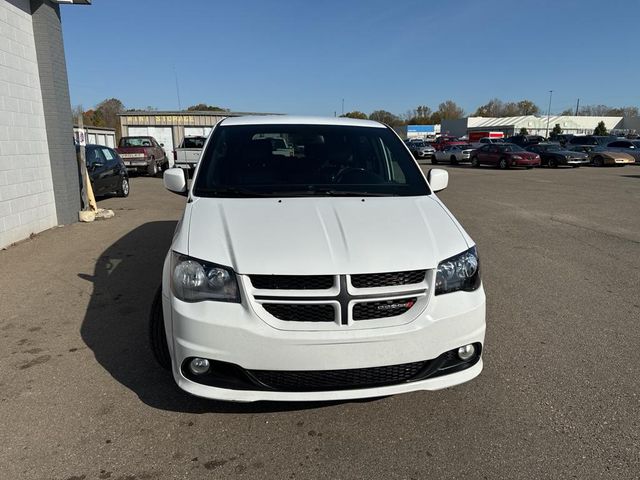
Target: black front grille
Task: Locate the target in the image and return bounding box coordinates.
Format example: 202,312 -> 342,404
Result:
250,275 -> 334,290
249,360 -> 428,391
262,303 -> 335,322
351,270 -> 426,288
353,297 -> 417,320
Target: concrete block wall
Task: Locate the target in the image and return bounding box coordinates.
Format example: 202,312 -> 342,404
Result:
31,0 -> 80,226
0,0 -> 57,249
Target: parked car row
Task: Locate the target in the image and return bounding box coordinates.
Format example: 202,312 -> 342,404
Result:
407,134 -> 638,169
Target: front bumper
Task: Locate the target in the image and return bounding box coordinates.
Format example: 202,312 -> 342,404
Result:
122,159 -> 150,172
161,266 -> 486,402
565,158 -> 589,165
513,158 -> 540,167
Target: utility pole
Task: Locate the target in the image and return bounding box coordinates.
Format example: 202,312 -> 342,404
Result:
545,90 -> 553,138
341,98 -> 344,116
575,98 -> 580,116
174,66 -> 182,111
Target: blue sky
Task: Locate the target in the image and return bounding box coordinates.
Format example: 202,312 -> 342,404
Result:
62,0 -> 639,116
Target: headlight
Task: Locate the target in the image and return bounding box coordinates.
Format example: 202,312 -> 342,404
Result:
435,247 -> 481,295
171,252 -> 240,303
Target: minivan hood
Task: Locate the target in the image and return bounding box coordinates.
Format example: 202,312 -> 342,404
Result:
186,196 -> 469,275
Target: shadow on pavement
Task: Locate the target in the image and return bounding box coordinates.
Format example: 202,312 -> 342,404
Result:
79,221 -> 355,414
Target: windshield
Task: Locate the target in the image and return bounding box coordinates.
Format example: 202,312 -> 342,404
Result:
596,136 -> 615,145
182,137 -> 206,148
119,137 -> 153,147
500,144 -> 525,152
545,144 -> 561,151
194,124 -> 430,197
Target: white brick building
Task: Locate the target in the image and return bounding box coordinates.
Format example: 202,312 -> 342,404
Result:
0,0 -> 89,249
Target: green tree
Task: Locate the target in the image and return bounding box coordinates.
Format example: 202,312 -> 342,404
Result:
550,123 -> 563,139
369,110 -> 402,127
517,100 -> 540,115
593,121 -> 608,135
474,98 -> 503,117
404,105 -> 433,124
519,127 -> 529,135
436,100 -> 464,120
88,98 -> 125,137
341,111 -> 368,119
474,98 -> 540,117
186,103 -> 229,112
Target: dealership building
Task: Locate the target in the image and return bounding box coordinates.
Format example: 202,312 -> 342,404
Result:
441,115 -> 627,138
0,0 -> 90,249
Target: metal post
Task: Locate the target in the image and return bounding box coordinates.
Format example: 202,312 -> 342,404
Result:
545,90 -> 553,138
341,98 -> 344,116
174,66 -> 182,111
575,98 -> 580,116
76,114 -> 89,210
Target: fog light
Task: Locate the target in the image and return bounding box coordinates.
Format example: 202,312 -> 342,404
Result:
189,357 -> 210,375
458,344 -> 476,361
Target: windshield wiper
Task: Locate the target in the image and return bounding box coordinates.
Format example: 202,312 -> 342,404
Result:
270,188 -> 397,197
196,187 -> 273,197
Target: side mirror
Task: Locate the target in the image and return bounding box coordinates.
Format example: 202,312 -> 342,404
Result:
428,168 -> 449,192
164,168 -> 188,196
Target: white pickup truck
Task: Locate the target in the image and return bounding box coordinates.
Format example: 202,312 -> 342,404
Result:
173,136 -> 207,172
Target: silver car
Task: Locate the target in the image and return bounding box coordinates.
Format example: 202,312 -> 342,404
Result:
605,139 -> 640,163
410,142 -> 436,162
433,144 -> 475,165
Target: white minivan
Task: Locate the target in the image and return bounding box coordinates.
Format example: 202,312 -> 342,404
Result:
152,116 -> 486,402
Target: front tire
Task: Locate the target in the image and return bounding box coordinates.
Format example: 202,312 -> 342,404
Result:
499,157 -> 509,169
548,158 -> 558,168
149,286 -> 171,370
471,156 -> 480,168
117,176 -> 130,197
450,155 -> 458,165
432,157 -> 439,165
593,156 -> 604,167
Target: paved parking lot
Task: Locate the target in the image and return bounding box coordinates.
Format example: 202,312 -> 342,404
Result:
1,164 -> 639,479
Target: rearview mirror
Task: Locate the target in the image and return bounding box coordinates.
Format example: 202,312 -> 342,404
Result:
428,168 -> 449,192
160,143 -> 165,147
164,168 -> 188,196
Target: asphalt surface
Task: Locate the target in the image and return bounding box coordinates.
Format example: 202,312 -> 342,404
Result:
1,163 -> 639,479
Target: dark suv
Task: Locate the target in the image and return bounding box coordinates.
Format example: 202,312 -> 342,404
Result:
566,135 -> 617,152
504,135 -> 545,147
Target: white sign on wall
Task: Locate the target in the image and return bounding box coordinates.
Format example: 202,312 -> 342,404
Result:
73,128 -> 86,146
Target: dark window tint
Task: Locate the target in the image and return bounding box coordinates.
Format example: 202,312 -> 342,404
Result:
182,137 -> 206,148
119,137 -> 153,147
86,146 -> 105,165
194,124 -> 430,197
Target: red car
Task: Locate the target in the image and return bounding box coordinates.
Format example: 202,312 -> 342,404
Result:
470,143 -> 540,169
432,136 -> 467,151
116,136 -> 169,176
